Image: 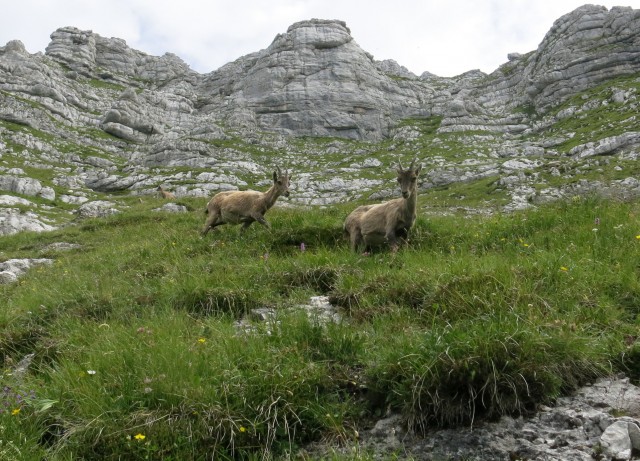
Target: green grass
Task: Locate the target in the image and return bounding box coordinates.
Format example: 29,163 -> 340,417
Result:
2,195 -> 640,459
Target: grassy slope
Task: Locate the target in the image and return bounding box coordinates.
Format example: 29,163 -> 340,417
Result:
2,194 -> 640,459
1,73 -> 640,460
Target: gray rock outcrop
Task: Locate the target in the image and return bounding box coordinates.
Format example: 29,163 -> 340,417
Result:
0,208 -> 56,235
0,5 -> 639,229
197,19 -> 431,140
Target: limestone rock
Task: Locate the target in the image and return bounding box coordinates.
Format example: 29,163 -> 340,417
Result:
197,19 -> 431,140
0,175 -> 56,200
153,203 -> 188,213
0,208 -> 56,235
0,258 -> 53,284
76,200 -> 120,218
600,421 -> 640,460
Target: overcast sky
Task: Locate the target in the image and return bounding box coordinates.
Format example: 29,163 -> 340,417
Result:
2,1 -> 639,77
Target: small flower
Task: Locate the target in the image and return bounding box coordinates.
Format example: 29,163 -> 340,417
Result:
592,228 -> 598,232
239,426 -> 247,433
300,242 -> 306,252
134,433 -> 146,441
560,266 -> 569,272
197,338 -> 206,344
11,408 -> 20,416
594,217 -> 600,226
87,370 -> 96,375
636,235 -> 640,240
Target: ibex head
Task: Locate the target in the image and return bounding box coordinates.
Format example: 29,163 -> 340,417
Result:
273,166 -> 291,198
396,158 -> 422,199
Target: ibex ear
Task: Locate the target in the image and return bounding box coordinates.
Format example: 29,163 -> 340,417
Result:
273,171 -> 278,182
415,163 -> 423,175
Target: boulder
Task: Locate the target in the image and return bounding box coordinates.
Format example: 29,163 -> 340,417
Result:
76,201 -> 120,218
0,258 -> 53,284
0,208 -> 56,235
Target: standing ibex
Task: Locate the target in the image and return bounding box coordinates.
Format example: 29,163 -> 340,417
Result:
157,186 -> 176,200
344,159 -> 422,252
201,167 -> 291,236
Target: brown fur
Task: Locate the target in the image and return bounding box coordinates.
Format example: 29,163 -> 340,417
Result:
344,160 -> 422,252
201,168 -> 291,236
157,186 -> 176,200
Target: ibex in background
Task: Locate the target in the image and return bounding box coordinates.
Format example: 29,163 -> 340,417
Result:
344,159 -> 422,253
201,167 -> 291,236
157,185 -> 176,200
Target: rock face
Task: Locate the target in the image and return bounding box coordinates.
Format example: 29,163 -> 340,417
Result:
436,5 -> 640,133
0,6 -> 637,144
197,19 -> 430,139
0,5 -> 640,233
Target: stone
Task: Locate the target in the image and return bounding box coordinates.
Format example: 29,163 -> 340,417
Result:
76,201 -> 120,218
0,208 -> 56,235
601,421 -> 634,460
0,258 -> 53,283
0,271 -> 18,284
0,195 -> 34,206
42,242 -> 82,252
0,175 -> 54,199
153,203 -> 187,213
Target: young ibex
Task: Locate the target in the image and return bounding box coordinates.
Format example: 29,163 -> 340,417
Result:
201,167 -> 291,236
157,186 -> 176,200
344,159 -> 422,252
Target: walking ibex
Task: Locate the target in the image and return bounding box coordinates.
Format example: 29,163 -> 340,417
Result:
201,167 -> 291,236
344,159 -> 422,252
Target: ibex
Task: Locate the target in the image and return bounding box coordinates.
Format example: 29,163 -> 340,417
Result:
157,186 -> 176,200
344,159 -> 422,252
201,167 -> 291,236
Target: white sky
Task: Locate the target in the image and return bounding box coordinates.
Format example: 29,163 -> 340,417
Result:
1,1 -> 639,77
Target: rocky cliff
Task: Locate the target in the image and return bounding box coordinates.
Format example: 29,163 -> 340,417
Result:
1,4 -> 640,235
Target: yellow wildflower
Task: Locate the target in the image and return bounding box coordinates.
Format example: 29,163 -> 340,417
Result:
560,266 -> 569,272
239,426 -> 247,433
11,408 -> 21,416
134,433 -> 146,441
198,338 -> 206,344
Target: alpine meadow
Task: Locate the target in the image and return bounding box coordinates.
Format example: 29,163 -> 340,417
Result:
3,4 -> 640,460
